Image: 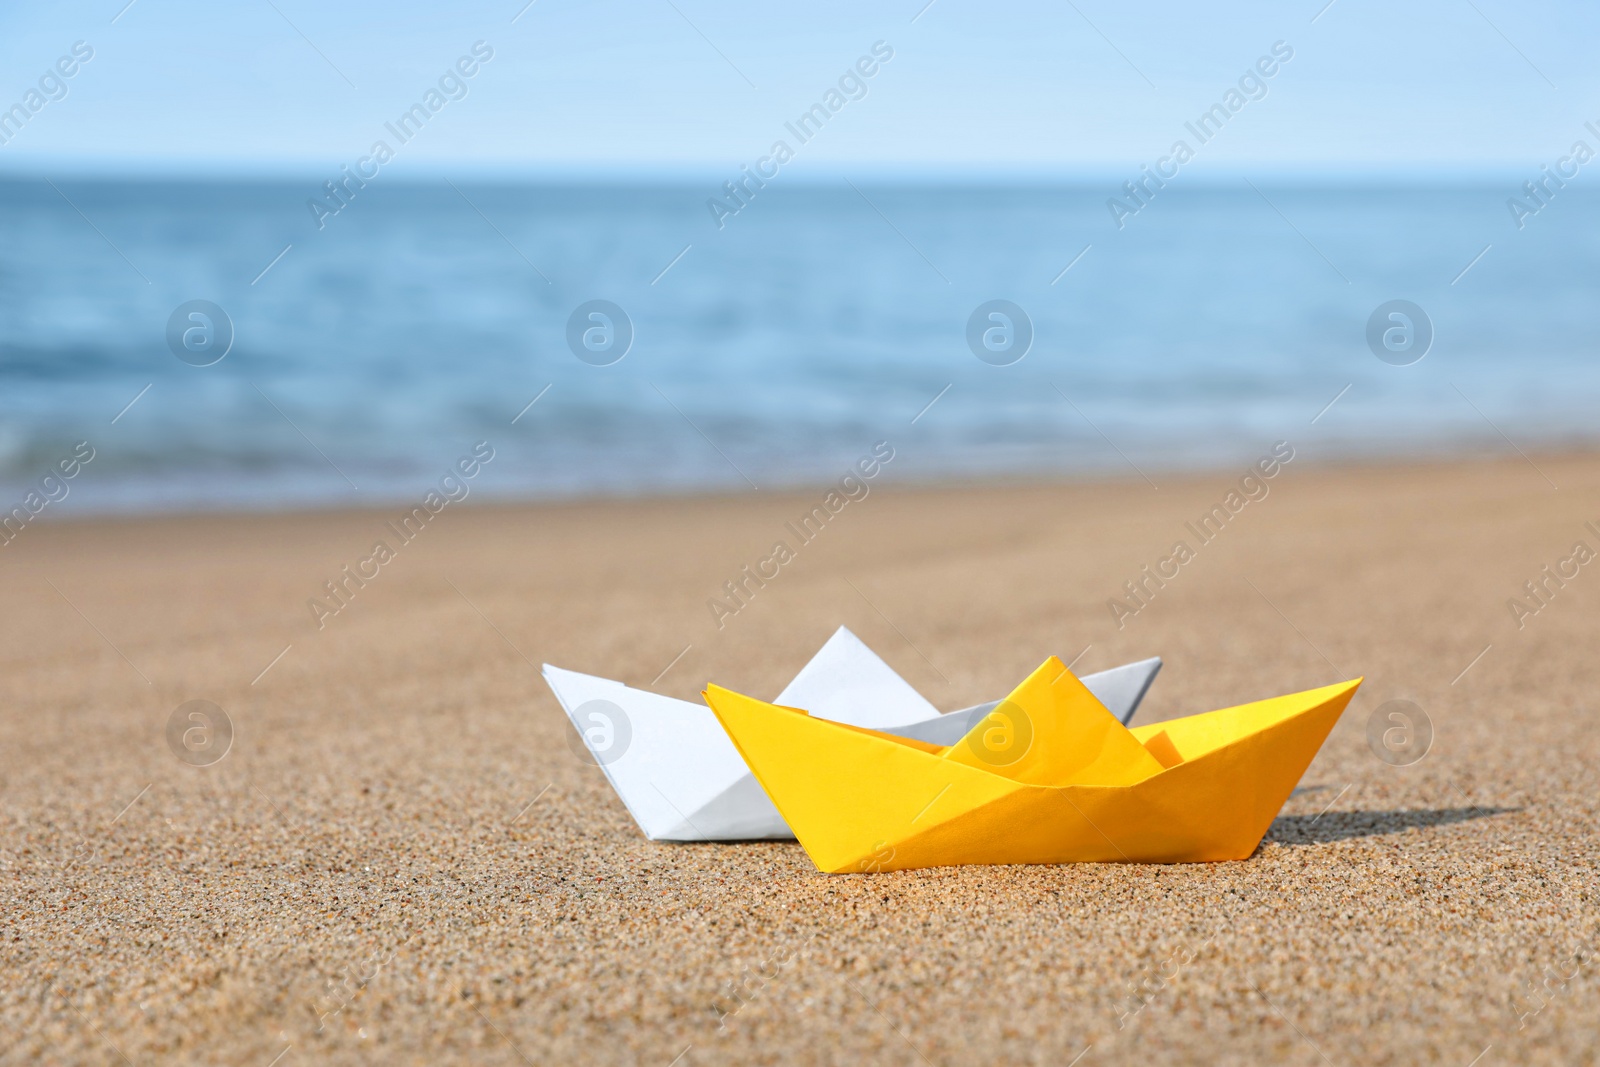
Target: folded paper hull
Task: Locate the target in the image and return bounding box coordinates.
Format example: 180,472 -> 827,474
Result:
542,663 -> 789,842
703,678 -> 1360,872
542,628 -> 1162,842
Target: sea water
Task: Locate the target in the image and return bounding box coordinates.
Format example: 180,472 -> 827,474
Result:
1,177 -> 1594,512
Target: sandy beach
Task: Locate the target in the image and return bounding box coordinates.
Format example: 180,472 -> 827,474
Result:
3,452 -> 1597,1065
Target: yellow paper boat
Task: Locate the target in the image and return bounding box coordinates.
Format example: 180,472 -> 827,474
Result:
704,658 -> 1360,873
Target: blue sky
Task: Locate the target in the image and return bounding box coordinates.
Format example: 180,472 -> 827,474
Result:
0,0 -> 1594,176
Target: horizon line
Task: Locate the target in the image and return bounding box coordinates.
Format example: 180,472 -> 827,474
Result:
0,160 -> 1556,187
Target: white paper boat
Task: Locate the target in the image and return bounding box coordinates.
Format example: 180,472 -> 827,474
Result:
542,626 -> 1161,842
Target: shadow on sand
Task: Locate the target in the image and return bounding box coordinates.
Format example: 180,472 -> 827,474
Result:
1268,806 -> 1520,846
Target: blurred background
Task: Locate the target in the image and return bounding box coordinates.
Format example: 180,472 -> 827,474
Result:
2,0 -> 1596,512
